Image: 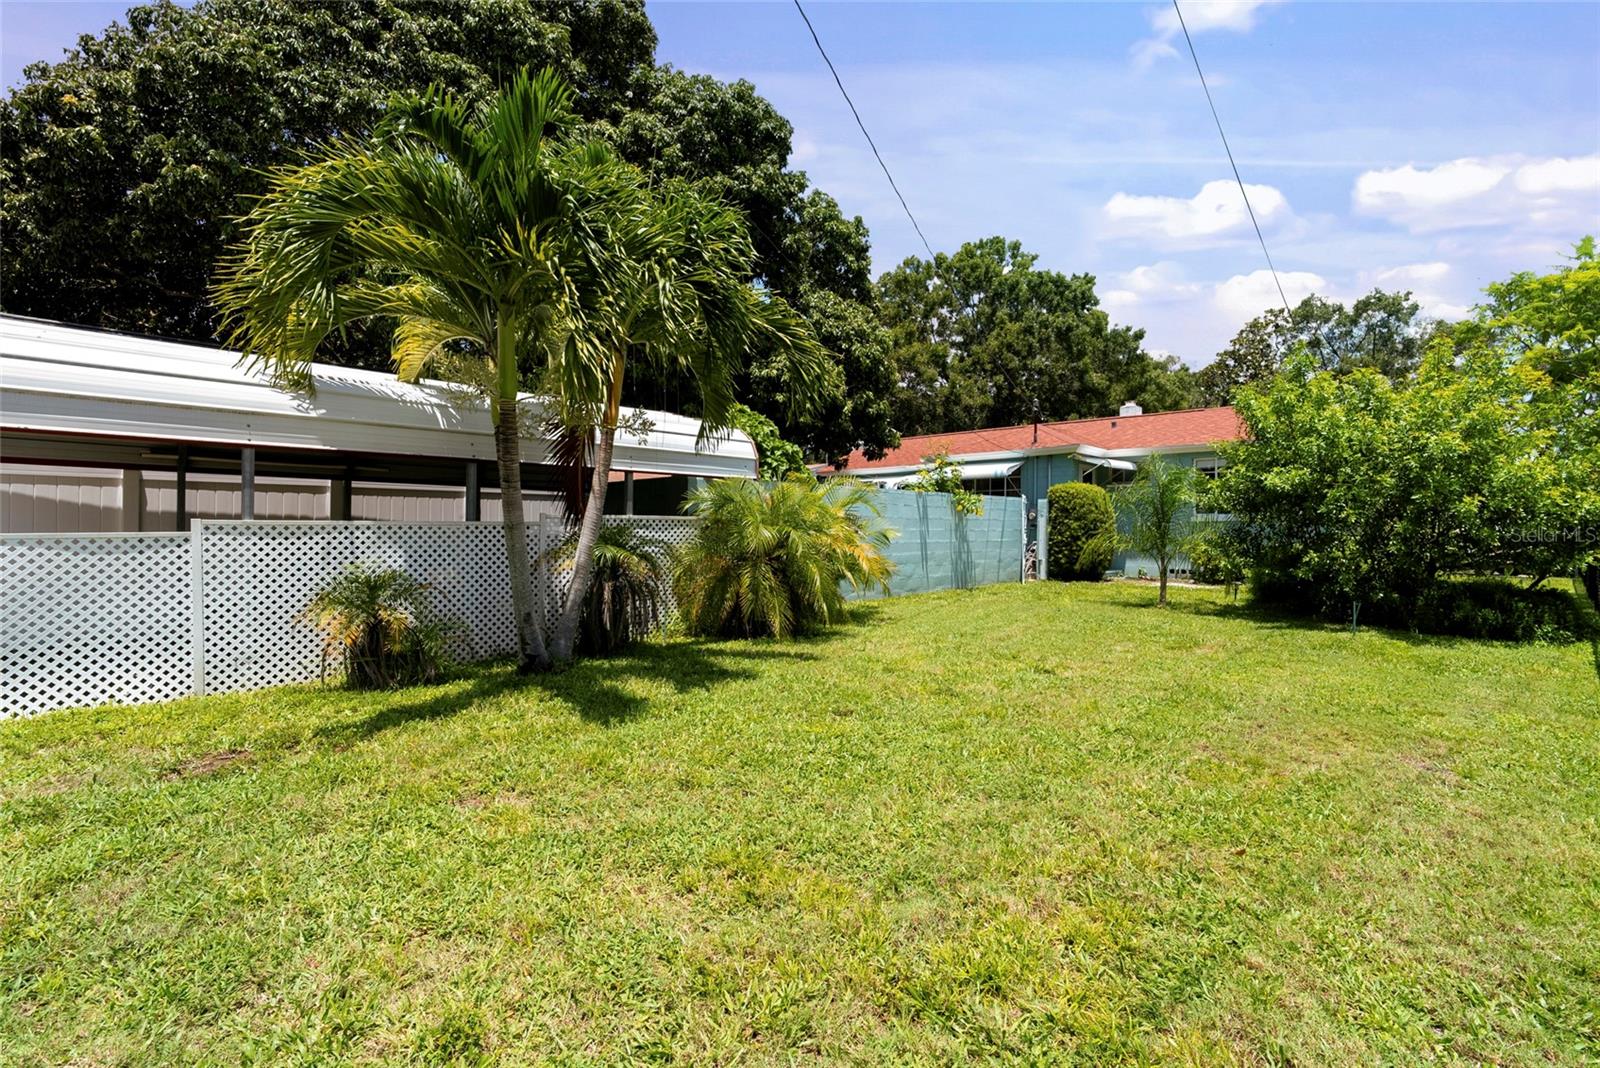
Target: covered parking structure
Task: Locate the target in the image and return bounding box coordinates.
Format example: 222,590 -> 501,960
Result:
0,316 -> 756,532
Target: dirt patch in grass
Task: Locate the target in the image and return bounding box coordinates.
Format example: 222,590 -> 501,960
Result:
162,748 -> 252,780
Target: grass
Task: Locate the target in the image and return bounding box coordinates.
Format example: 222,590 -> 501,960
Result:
2,582 -> 1597,1066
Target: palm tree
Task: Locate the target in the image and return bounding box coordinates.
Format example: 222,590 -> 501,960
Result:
1115,454 -> 1198,606
301,563 -> 455,688
545,178 -> 827,662
673,475 -> 895,638
215,68 -> 628,671
544,523 -> 671,656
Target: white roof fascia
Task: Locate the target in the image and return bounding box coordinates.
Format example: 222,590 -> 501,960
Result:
0,316 -> 756,479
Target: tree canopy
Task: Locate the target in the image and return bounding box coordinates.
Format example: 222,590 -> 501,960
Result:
1,0 -> 652,342
2,0 -> 897,462
1195,289 -> 1434,405
875,237 -> 1197,437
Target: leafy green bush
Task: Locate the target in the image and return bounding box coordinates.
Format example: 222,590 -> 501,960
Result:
902,449 -> 983,516
302,564 -> 457,688
1045,482 -> 1114,581
1252,574 -> 1595,642
1407,580 -> 1595,643
548,524 -> 671,656
674,475 -> 895,638
730,403 -> 808,479
1188,520 -> 1246,590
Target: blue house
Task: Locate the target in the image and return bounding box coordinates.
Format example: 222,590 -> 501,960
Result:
826,402 -> 1245,577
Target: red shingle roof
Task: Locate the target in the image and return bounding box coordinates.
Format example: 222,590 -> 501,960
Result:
828,406 -> 1244,472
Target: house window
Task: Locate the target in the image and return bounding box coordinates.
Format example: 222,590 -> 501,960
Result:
960,473 -> 1021,498
1081,465 -> 1134,486
1192,457 -> 1227,519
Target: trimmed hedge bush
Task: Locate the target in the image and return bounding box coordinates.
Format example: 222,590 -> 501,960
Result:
1047,482 -> 1115,581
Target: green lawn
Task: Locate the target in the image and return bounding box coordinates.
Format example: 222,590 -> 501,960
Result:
3,583 -> 1597,1066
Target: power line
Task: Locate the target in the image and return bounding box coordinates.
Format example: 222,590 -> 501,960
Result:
1170,0 -> 1292,317
792,0 -> 935,260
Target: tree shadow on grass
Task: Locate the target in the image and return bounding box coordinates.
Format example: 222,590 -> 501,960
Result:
311,638 -> 823,743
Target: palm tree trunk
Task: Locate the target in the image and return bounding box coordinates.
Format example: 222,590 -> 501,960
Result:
492,321 -> 550,673
551,357 -> 623,662
496,397 -> 551,671
1158,555 -> 1169,606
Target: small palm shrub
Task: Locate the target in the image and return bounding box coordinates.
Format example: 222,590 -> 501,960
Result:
674,475 -> 895,638
548,523 -> 671,655
1046,482 -> 1115,581
302,564 -> 456,688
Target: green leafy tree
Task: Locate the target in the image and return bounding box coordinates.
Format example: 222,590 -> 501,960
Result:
613,70 -> 897,461
1472,236 -> 1599,388
1,0 -> 652,345
1046,482 -> 1116,581
1196,289 -> 1437,405
730,404 -> 808,480
2,2 -> 902,462
673,476 -> 895,638
875,237 -> 1196,436
1210,341 -> 1600,626
902,449 -> 984,517
1115,454 -> 1198,606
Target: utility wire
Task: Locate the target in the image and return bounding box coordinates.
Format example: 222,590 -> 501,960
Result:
1170,0 -> 1292,317
793,0 -> 935,260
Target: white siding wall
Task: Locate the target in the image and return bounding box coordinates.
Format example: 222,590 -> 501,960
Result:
140,472 -> 332,530
0,465 -> 125,533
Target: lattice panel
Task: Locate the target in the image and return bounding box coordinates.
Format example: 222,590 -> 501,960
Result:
1,533 -> 194,717
5,515 -> 700,716
198,521 -> 517,694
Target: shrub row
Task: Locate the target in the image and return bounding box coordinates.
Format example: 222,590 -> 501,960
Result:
1252,574 -> 1598,643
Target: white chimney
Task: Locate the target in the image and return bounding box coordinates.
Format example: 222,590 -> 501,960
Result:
1119,401 -> 1143,417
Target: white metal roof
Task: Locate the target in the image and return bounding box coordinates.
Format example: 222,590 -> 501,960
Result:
0,316 -> 757,478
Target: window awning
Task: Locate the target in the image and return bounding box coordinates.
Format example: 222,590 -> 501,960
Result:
875,459 -> 1021,488
955,459 -> 1023,480
1081,456 -> 1137,472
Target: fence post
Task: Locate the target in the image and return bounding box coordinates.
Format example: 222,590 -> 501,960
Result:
190,522 -> 206,696
1019,496 -> 1028,583
1037,500 -> 1048,581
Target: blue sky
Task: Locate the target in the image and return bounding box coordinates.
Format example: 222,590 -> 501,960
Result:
5,1 -> 1598,366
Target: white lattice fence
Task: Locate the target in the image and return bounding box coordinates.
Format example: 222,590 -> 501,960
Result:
2,516 -> 702,717
1,533 -> 195,716
198,521 -> 518,694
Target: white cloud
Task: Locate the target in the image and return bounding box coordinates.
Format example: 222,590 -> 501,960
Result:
1133,0 -> 1282,68
1102,261 -> 1202,316
1353,154 -> 1600,232
1103,179 -> 1290,242
1213,268 -> 1327,321
1514,154 -> 1600,195
1152,0 -> 1281,36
